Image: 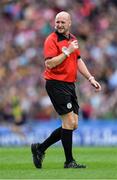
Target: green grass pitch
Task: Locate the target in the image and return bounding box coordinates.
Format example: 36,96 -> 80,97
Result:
0,146 -> 117,179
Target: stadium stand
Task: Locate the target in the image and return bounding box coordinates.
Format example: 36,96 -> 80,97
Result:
0,0 -> 117,125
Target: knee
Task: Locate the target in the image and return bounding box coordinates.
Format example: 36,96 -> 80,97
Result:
64,121 -> 78,130
61,112 -> 78,130
70,120 -> 77,130
62,119 -> 76,130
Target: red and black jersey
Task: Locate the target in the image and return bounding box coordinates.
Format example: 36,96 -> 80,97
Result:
43,31 -> 81,82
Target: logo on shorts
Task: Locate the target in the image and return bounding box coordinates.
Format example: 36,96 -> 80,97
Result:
67,103 -> 72,109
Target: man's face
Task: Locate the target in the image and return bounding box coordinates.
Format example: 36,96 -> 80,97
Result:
55,15 -> 71,35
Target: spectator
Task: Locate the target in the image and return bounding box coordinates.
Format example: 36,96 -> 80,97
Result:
0,0 -> 117,123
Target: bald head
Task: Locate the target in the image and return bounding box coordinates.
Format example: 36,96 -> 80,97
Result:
55,11 -> 71,22
55,11 -> 71,35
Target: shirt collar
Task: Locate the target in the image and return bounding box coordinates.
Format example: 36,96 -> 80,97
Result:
55,30 -> 72,41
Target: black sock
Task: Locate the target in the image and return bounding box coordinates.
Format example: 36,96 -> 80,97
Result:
39,127 -> 62,152
61,128 -> 74,163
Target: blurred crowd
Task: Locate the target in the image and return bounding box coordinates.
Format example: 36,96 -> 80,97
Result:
0,0 -> 117,125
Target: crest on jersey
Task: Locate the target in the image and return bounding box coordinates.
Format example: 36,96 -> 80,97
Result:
67,103 -> 72,109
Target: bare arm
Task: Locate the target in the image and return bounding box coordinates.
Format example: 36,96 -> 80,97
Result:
45,40 -> 78,69
45,53 -> 67,69
78,58 -> 92,79
78,58 -> 101,91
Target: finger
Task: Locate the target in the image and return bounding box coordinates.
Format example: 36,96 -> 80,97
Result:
95,83 -> 99,88
73,41 -> 78,45
95,85 -> 101,92
96,82 -> 101,89
92,84 -> 98,89
72,42 -> 79,48
71,40 -> 78,46
95,83 -> 101,90
72,40 -> 78,43
92,82 -> 101,89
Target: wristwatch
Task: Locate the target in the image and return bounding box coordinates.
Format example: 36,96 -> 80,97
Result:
62,46 -> 70,57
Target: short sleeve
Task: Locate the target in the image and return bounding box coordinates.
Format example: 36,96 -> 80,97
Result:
76,49 -> 81,59
44,37 -> 58,60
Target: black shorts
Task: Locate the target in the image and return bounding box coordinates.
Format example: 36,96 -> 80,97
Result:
46,80 -> 79,115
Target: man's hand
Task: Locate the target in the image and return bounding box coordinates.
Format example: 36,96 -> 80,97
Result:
89,76 -> 101,91
62,40 -> 79,57
67,40 -> 79,54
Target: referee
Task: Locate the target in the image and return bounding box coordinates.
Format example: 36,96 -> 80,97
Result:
31,11 -> 101,169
